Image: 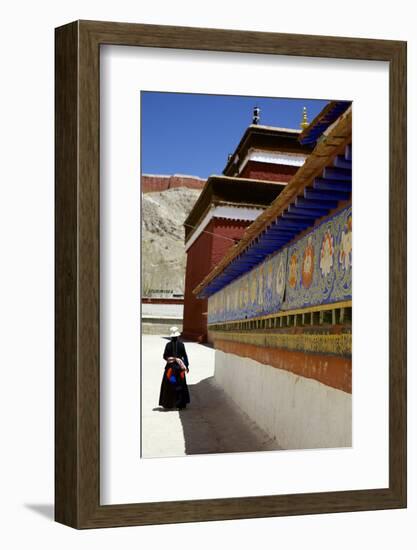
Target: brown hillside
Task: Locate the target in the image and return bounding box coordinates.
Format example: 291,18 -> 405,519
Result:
142,174 -> 205,193
141,187 -> 201,296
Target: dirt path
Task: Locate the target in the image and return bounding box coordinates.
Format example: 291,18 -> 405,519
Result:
141,335 -> 281,458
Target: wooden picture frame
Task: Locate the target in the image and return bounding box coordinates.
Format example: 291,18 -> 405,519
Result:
55,20 -> 407,528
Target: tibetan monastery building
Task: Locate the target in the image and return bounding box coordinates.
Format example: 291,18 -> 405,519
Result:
183,122 -> 312,342
194,101 -> 352,450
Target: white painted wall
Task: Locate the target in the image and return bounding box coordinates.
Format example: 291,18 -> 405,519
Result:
141,302 -> 184,318
215,350 -> 351,449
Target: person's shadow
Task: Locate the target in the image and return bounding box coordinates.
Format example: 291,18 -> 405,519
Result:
178,376 -> 281,455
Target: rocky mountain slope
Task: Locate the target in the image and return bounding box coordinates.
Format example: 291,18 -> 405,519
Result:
141,187 -> 201,296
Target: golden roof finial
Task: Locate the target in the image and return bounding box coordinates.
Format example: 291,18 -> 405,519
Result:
300,106 -> 309,130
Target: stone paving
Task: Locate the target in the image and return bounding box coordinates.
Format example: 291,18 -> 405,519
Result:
141,334 -> 281,458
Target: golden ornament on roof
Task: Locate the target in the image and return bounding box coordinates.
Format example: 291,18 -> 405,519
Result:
300,106 -> 309,130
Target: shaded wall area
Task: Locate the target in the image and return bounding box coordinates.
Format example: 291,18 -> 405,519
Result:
214,348 -> 352,450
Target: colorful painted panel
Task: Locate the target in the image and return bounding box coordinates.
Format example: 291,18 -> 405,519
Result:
207,206 -> 352,324
208,248 -> 287,323
283,206 -> 352,309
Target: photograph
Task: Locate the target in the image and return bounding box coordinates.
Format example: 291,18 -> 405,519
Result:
140,92 -> 352,458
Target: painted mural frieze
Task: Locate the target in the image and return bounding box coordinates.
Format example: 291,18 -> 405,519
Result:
320,230 -> 334,277
208,206 -> 352,324
288,252 -> 298,289
276,253 -> 286,298
301,237 -> 314,289
339,215 -> 352,272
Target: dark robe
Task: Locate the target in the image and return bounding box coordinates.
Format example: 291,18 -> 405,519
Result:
158,338 -> 190,409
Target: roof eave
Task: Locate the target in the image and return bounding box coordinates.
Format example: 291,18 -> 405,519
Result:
193,108 -> 352,297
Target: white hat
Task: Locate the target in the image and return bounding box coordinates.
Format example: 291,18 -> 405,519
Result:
169,326 -> 181,337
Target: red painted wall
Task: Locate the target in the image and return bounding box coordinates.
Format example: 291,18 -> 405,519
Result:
214,339 -> 352,393
182,218 -> 250,342
210,219 -> 250,268
239,161 -> 298,182
141,174 -> 205,193
182,221 -> 214,342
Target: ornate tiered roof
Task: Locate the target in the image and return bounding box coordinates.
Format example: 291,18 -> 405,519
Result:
194,106 -> 352,298
184,176 -> 286,244
223,124 -> 313,177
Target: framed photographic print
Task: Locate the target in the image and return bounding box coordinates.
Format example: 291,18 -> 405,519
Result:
55,20 -> 406,528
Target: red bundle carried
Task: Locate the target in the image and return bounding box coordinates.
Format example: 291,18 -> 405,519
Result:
166,367 -> 177,384
166,358 -> 187,384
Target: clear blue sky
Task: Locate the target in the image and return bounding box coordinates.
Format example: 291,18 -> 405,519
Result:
141,92 -> 329,179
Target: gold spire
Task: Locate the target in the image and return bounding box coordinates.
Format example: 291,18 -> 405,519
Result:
300,106 -> 309,130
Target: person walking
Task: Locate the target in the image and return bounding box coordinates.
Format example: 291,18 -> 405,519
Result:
159,326 -> 190,410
